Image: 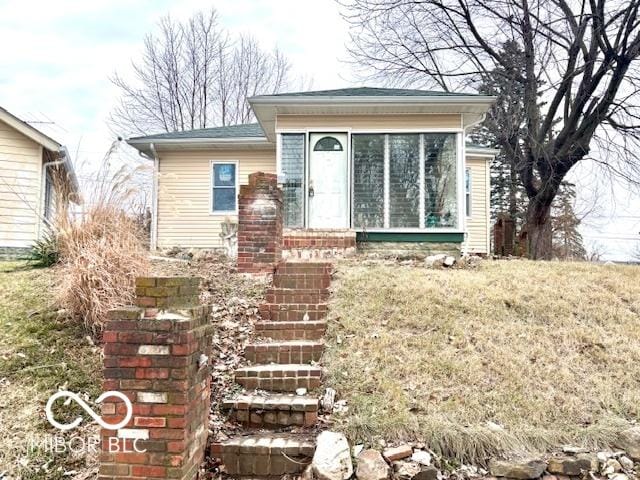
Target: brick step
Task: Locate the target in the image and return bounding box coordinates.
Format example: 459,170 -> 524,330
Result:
275,261 -> 333,276
265,287 -> 330,304
210,434 -> 315,477
245,340 -> 324,364
235,364 -> 322,392
222,393 -> 319,427
259,302 -> 328,321
273,272 -> 331,289
255,320 -> 327,340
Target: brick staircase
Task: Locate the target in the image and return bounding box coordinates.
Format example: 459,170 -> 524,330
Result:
211,261 -> 332,477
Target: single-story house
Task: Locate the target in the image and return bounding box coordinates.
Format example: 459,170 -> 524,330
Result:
0,106 -> 79,258
127,87 -> 498,257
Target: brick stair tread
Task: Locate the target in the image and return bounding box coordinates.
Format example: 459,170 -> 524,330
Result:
255,320 -> 327,328
210,433 -> 316,476
261,302 -> 328,309
236,364 -> 322,374
247,339 -> 324,347
211,433 -> 316,453
222,393 -> 319,412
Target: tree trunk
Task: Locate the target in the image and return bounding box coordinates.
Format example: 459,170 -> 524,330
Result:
525,200 -> 553,260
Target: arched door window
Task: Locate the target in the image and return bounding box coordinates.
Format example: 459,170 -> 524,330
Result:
313,136 -> 343,151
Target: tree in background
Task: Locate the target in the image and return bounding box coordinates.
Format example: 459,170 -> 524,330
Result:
341,0 -> 640,259
551,182 -> 587,260
112,9 -> 297,135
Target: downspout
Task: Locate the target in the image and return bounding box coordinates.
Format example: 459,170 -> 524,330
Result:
149,143 -> 159,252
461,112 -> 488,256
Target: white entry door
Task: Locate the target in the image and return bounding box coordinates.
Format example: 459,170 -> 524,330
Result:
308,133 -> 349,228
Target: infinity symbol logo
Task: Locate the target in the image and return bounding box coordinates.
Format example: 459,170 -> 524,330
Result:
45,391 -> 133,431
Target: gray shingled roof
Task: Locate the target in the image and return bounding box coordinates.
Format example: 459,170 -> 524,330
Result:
128,123 -> 265,142
267,87 -> 481,97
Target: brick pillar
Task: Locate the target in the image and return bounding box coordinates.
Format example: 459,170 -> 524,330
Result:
237,172 -> 283,274
99,276 -> 213,480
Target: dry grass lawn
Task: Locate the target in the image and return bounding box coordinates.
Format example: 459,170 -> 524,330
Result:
323,259 -> 640,463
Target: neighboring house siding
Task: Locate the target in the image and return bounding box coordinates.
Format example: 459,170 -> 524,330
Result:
275,114 -> 462,130
0,119 -> 43,248
156,149 -> 276,249
465,156 -> 490,254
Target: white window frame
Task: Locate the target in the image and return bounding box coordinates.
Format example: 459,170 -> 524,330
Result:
210,160 -> 239,215
276,128 -> 464,232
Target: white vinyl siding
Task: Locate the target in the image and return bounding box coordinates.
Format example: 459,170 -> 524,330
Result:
0,119 -> 43,248
464,157 -> 490,254
156,148 -> 276,249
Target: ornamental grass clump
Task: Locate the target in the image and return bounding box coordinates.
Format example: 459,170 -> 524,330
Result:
54,145 -> 150,336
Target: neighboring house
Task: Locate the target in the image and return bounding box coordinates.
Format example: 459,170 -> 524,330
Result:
0,106 -> 79,258
127,87 -> 498,256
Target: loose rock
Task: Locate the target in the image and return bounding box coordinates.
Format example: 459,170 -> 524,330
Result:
619,456 -> 634,471
383,445 -> 413,462
413,466 -> 438,480
393,461 -> 421,479
411,450 -> 432,466
356,449 -> 391,480
312,431 -> 353,480
488,458 -> 547,479
547,455 -> 592,475
617,427 -> 640,461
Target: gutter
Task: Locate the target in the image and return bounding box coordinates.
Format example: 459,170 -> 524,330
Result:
127,137 -> 271,146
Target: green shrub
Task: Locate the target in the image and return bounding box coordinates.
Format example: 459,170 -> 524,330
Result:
29,230 -> 59,267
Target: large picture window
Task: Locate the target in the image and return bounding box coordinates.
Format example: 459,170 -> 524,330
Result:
352,132 -> 459,230
353,134 -> 385,228
211,162 -> 237,213
424,134 -> 458,227
280,133 -> 305,227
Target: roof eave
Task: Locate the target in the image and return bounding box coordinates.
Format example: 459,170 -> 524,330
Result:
249,95 -> 497,105
127,136 -> 274,156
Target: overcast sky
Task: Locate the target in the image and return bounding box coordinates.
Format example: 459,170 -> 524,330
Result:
0,0 -> 638,260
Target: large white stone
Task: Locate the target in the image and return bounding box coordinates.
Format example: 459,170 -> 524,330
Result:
312,431 -> 353,480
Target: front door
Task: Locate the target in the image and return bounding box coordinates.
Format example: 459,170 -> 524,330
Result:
308,133 -> 349,228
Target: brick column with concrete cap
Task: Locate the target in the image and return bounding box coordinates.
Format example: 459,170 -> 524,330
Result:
237,172 -> 283,274
99,276 -> 213,480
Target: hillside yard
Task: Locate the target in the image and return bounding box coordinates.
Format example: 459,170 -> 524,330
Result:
324,259 -> 640,464
0,262 -> 102,479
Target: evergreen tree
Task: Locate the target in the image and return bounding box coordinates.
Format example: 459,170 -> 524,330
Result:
551,182 -> 586,260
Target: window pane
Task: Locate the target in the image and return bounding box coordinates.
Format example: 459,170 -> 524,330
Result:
281,134 -> 305,228
389,134 -> 420,228
214,163 -> 236,187
313,136 -> 343,151
213,188 -> 236,212
424,134 -> 457,227
353,134 -> 385,228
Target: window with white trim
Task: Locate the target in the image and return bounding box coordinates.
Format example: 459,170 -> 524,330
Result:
352,132 -> 459,229
211,162 -> 237,213
465,167 -> 472,217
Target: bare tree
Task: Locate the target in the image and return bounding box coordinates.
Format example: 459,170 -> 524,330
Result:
112,9 -> 294,135
341,0 -> 640,259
